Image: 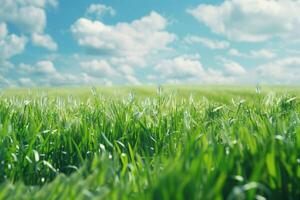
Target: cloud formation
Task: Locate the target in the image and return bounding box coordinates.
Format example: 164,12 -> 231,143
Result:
70,11 -> 177,85
32,33 -> 58,51
228,49 -> 276,59
80,60 -> 118,78
0,0 -> 58,50
71,11 -> 176,57
17,60 -> 105,87
219,58 -> 246,76
1,1 -> 299,87
256,57 -> 300,83
0,23 -> 27,61
188,0 -> 300,42
86,4 -> 116,19
155,56 -> 236,84
185,35 -> 230,50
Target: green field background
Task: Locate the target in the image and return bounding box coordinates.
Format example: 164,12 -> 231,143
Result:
0,86 -> 299,200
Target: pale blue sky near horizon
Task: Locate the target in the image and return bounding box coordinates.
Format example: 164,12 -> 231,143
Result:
0,0 -> 300,87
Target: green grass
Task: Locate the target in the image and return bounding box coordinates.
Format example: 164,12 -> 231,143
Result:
0,86 -> 299,199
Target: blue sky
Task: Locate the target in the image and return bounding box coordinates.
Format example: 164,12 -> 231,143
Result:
1,0 -> 300,87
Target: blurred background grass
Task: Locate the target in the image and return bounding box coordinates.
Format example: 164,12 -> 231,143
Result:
2,85 -> 300,102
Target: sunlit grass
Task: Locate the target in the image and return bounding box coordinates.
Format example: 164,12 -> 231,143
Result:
0,86 -> 299,199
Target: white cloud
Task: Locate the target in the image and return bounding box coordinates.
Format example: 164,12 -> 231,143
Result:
17,60 -> 111,87
86,4 -> 116,19
13,0 -> 58,8
36,60 -> 57,74
19,60 -> 58,75
71,11 -> 176,57
187,0 -> 300,42
0,0 -> 58,51
155,56 -> 235,83
74,73 -> 113,86
228,48 -> 276,59
256,57 -> 300,83
228,49 -> 243,57
80,60 -> 118,77
0,3 -> 46,34
155,56 -> 204,79
32,33 -> 58,51
219,58 -> 246,75
47,0 -> 58,7
0,60 -> 14,70
18,60 -> 66,86
19,63 -> 33,73
184,35 -> 230,49
0,23 -> 27,60
125,74 -> 140,85
146,75 -> 157,81
118,65 -> 135,76
0,60 -> 14,77
70,11 -> 176,84
110,56 -> 147,68
0,23 -> 8,39
62,53 -> 143,85
18,77 -> 35,86
0,75 -> 14,87
250,49 -> 276,59
16,55 -> 116,87
79,59 -> 141,85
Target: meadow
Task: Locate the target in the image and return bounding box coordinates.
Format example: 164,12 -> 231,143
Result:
0,86 -> 299,200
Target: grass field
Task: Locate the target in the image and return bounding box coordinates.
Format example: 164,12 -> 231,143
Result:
0,86 -> 299,199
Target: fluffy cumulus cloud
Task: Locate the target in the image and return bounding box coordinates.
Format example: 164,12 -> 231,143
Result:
155,56 -> 204,79
86,4 -> 116,19
71,9 -> 254,85
0,75 -> 14,87
0,23 -> 8,38
0,0 -> 46,33
0,60 -> 14,71
155,56 -> 236,84
256,57 -> 300,83
80,60 -> 118,78
0,0 -> 58,50
187,0 -> 300,42
71,11 -> 176,58
79,59 -> 141,85
0,1 -> 59,88
228,49 -> 276,59
0,23 -> 27,61
184,35 -> 230,50
219,58 -> 246,76
32,33 -> 58,51
18,77 -> 35,86
2,2 -> 298,87
35,60 -> 58,74
16,60 -> 104,87
18,60 -> 63,85
70,11 -> 177,85
124,74 -> 140,85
